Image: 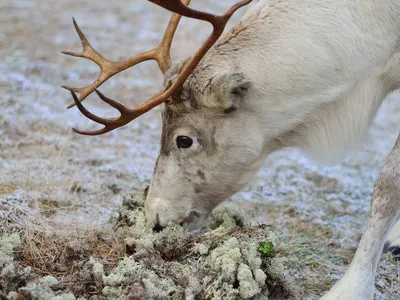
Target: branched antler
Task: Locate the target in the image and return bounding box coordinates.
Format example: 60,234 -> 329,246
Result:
63,0 -> 252,135
62,0 -> 189,108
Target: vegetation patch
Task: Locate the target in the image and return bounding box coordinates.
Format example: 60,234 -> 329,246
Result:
0,192 -> 293,300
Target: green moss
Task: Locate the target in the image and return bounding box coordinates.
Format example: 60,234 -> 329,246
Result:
258,241 -> 275,258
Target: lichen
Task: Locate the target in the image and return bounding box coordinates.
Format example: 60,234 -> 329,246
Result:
99,193 -> 293,300
1,192 -> 291,300
204,237 -> 270,299
207,204 -> 245,230
89,257 -> 104,281
0,234 -> 32,294
0,234 -> 22,280
19,276 -> 76,300
194,243 -> 209,255
237,263 -> 262,298
209,237 -> 242,282
102,256 -> 179,299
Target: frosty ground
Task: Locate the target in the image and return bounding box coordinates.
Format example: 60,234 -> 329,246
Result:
0,0 -> 399,299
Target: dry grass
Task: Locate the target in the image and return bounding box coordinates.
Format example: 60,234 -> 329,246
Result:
1,197 -> 294,299
8,225 -> 127,298
276,219 -> 355,298
17,227 -> 126,276
0,184 -> 18,195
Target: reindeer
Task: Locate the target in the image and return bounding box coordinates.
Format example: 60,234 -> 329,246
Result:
62,0 -> 400,299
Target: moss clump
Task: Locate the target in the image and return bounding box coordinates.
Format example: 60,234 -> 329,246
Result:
258,241 -> 276,258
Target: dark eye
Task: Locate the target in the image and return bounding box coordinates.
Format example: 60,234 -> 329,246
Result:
176,136 -> 193,149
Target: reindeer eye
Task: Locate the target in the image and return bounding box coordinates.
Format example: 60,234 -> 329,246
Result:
176,136 -> 193,149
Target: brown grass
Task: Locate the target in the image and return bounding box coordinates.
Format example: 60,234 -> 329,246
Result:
0,184 -> 19,195
3,225 -> 127,297
17,227 -> 126,277
275,218 -> 357,298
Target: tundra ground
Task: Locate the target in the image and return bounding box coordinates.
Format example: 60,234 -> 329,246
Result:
0,0 -> 399,299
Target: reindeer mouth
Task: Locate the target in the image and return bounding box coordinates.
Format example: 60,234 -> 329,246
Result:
151,211 -> 206,233
180,211 -> 201,226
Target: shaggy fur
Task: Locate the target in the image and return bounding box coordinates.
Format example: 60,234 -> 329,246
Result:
145,1 -> 400,299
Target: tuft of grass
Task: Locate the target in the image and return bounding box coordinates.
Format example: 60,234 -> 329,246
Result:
17,227 -> 126,277
38,199 -> 59,217
0,184 -> 18,194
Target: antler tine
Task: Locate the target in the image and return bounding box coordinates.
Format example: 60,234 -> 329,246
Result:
70,89 -> 139,136
155,2 -> 191,73
150,0 -> 252,25
62,18 -> 108,66
70,90 -> 115,125
62,1 -> 191,108
67,0 -> 252,136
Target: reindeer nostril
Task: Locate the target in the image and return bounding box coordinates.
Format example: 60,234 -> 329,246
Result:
143,185 -> 150,200
153,214 -> 163,232
153,223 -> 163,232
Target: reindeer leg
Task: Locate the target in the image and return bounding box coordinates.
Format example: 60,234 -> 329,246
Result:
321,133 -> 400,300
384,217 -> 400,259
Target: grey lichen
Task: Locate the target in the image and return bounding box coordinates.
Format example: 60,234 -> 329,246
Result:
89,257 -> 104,282
102,256 -> 178,300
237,263 -> 262,298
0,234 -> 22,282
194,243 -> 209,255
19,276 -> 76,300
1,192 -> 291,300
1,234 -> 32,295
209,237 -> 242,283
102,193 -> 292,300
205,237 -> 269,299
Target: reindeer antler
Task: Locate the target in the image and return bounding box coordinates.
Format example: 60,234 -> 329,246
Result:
63,0 -> 252,136
62,0 -> 190,107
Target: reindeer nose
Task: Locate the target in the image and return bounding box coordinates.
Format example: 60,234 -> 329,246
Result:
144,187 -> 164,231
143,185 -> 150,200
152,214 -> 164,232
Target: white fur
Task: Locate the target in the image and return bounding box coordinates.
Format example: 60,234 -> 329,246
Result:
146,1 -> 400,298
225,0 -> 400,161
322,136 -> 400,299
387,218 -> 400,249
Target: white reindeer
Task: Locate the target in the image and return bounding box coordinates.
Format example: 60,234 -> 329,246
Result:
63,0 -> 400,299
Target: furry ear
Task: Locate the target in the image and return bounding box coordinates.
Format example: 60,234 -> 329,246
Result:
213,72 -> 252,112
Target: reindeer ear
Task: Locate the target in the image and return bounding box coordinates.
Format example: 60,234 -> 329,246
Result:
213,72 -> 252,112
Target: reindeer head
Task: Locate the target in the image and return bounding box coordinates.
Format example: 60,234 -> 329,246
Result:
63,0 -> 257,229
146,58 -> 273,229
